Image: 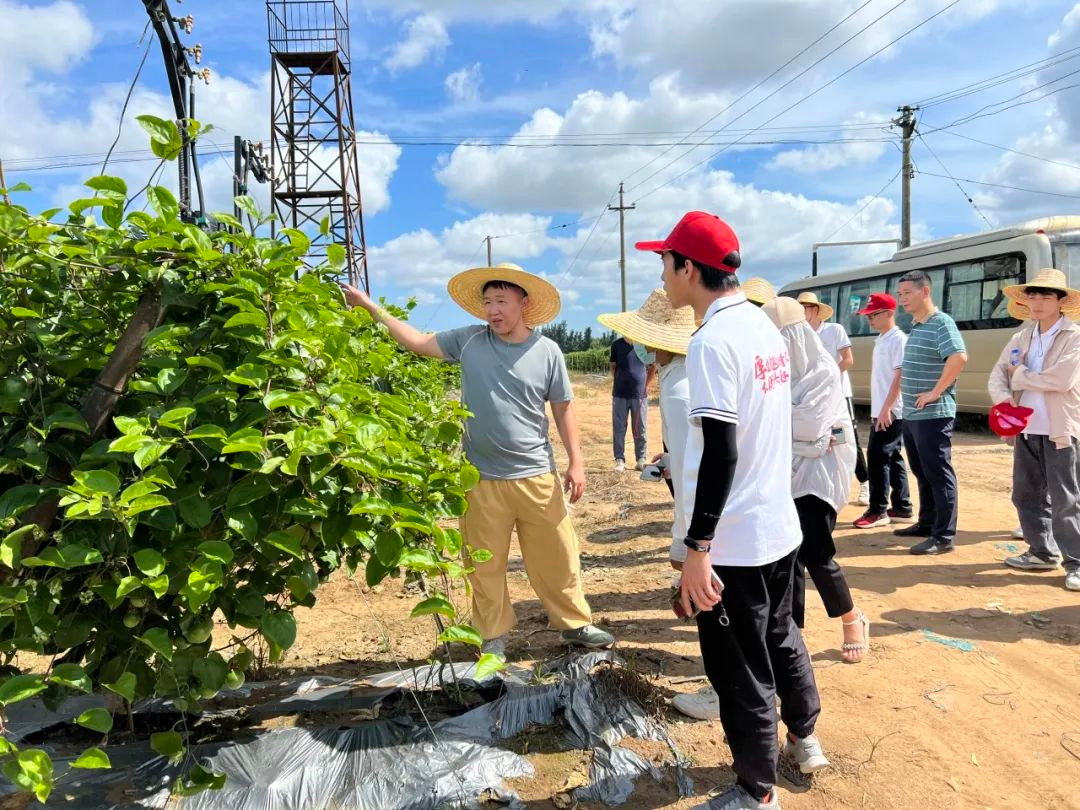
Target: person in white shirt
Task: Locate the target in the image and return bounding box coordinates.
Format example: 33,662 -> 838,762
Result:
851,293 -> 914,529
762,297 -> 869,664
988,269 -> 1080,592
637,211 -> 827,810
798,292 -> 870,506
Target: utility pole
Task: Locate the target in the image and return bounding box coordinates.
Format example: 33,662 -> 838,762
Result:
0,159 -> 10,205
894,105 -> 918,249
608,182 -> 636,311
484,235 -> 493,266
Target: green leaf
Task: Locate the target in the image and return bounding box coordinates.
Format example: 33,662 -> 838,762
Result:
197,541 -> 234,565
22,544 -> 103,569
137,628 -> 173,661
147,185 -> 179,221
143,323 -> 190,349
221,428 -> 265,454
9,307 -> 40,319
181,569 -> 220,610
234,195 -> 261,221
1,525 -> 39,570
133,548 -> 166,577
223,311 -> 268,330
104,672 -> 136,703
49,664 -> 91,694
120,480 -> 161,504
326,243 -> 346,270
459,463 -> 481,491
44,404 -> 89,435
469,548 -> 493,564
86,174 -> 128,199
349,492 -> 395,517
374,532 -> 403,567
159,407 -> 196,429
75,708 -> 113,734
102,203 -> 123,229
109,433 -> 150,453
437,624 -> 484,648
127,494 -> 171,516
186,354 -> 225,374
143,574 -> 170,597
150,730 -> 185,764
474,652 -> 506,680
0,674 -> 47,706
410,595 -> 456,620
260,610 -> 297,651
187,424 -> 227,441
113,416 -> 146,435
3,749 -> 53,802
0,485 -> 47,520
263,390 -> 318,411
178,495 -> 213,529
72,469 -> 121,496
192,653 -> 228,693
319,215 -> 331,235
173,763 -> 226,796
71,747 -> 111,769
134,440 -> 169,470
115,576 -> 144,599
262,530 -> 303,559
156,367 -> 188,395
136,114 -> 178,146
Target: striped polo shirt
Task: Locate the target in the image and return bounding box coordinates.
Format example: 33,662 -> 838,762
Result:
900,310 -> 966,421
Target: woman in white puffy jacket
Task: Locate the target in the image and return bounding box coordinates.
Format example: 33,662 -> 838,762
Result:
762,297 -> 870,663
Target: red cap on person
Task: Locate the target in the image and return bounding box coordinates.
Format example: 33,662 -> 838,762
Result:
856,292 -> 897,316
634,211 -> 742,272
988,402 -> 1034,438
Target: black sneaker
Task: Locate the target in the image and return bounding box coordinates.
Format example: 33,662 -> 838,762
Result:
909,537 -> 954,555
894,523 -> 931,538
887,508 -> 915,522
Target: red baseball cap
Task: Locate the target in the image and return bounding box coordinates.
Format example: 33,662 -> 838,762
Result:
635,211 -> 742,272
856,292 -> 897,316
989,402 -> 1034,437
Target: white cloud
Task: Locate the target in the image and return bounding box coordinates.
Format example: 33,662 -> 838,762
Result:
767,112 -> 891,173
0,0 -> 95,82
445,63 -> 483,105
384,14 -> 450,70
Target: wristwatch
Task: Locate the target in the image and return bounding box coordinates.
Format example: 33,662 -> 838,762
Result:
683,536 -> 712,553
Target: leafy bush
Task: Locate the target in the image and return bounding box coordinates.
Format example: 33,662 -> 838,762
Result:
0,116 -> 486,801
564,346 -> 611,374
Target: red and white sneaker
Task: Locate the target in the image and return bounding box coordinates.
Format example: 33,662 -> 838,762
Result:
853,511 -> 890,529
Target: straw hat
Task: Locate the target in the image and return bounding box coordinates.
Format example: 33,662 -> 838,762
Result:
1002,268 -> 1080,318
597,289 -> 697,355
743,277 -> 777,306
796,291 -> 835,321
446,262 -> 561,326
1007,298 -> 1030,321
762,296 -> 807,330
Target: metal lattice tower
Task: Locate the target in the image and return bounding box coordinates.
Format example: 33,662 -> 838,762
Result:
267,0 -> 368,289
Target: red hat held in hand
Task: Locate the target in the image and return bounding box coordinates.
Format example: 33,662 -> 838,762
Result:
856,292 -> 897,315
635,211 -> 742,272
989,402 -> 1034,437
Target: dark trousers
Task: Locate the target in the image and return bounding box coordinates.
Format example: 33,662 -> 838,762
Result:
696,548 -> 821,799
792,496 -> 854,628
846,398 -> 869,484
867,418 -> 912,514
902,417 -> 958,542
1012,435 -> 1080,572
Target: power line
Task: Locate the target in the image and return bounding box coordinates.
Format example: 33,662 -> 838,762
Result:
632,0 -> 962,205
102,24 -> 153,174
620,0 -> 880,186
915,131 -> 995,229
927,68 -> 1080,132
821,168 -> 902,244
915,46 -> 1080,108
625,0 -> 915,196
930,128 -> 1080,174
915,170 -> 1080,200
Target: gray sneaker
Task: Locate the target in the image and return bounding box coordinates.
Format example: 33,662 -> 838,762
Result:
689,785 -> 779,810
1066,570 -> 1080,591
561,624 -> 615,649
1004,552 -> 1061,571
782,733 -> 830,774
480,636 -> 506,661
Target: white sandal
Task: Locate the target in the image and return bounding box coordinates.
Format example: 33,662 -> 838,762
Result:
841,610 -> 870,663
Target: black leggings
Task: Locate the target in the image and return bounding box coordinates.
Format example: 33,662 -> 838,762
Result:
792,495 -> 854,628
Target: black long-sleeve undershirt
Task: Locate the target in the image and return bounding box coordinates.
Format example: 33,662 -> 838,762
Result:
686,417 -> 739,543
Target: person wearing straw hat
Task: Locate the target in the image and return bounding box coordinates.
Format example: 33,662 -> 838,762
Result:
988,268 -> 1080,592
339,264 -> 615,658
797,292 -> 871,508
637,212 -> 826,810
743,277 -> 777,307
761,297 -> 869,664
895,270 -> 968,556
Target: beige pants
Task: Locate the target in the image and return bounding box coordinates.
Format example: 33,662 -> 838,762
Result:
461,472 -> 592,640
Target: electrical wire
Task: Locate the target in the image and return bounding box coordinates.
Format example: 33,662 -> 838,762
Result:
915,170 -> 1080,200
916,131 -> 995,229
102,25 -> 154,174
915,45 -> 1080,108
821,168 -> 902,244
931,129 -> 1080,174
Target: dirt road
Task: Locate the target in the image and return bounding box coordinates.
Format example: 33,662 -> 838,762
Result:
282,374 -> 1080,810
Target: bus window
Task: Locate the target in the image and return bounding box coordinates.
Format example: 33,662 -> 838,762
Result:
943,254 -> 1022,330
840,278 -> 880,337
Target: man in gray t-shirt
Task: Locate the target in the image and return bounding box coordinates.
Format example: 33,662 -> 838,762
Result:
340,263 -> 613,658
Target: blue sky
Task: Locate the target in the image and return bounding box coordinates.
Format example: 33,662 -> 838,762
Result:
5,0 -> 1080,331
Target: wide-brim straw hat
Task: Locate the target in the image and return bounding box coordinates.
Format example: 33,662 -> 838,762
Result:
1002,268 -> 1080,318
763,296 -> 807,330
743,277 -> 777,306
796,291 -> 835,321
597,289 -> 697,355
447,262 -> 561,326
1007,298 -> 1030,321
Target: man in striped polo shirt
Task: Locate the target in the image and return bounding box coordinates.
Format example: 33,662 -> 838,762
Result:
896,270 -> 968,555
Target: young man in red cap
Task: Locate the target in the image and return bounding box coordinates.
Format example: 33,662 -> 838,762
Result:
638,212 -> 826,810
853,293 -> 913,529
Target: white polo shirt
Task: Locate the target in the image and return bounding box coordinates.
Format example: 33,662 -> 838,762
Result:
658,356 -> 691,561
871,326 -> 907,420
680,293 -> 801,567
1021,316 -> 1065,437
815,321 -> 853,398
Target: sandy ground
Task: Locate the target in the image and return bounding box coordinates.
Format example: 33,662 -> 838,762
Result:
271,374 -> 1080,810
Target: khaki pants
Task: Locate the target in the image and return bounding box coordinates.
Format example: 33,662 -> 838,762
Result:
461,472 -> 592,640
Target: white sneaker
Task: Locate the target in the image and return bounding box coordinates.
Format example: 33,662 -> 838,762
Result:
782,733 -> 830,774
672,685 -> 720,720
689,785 -> 779,810
1066,571 -> 1080,591
1011,526 -> 1025,540
856,482 -> 870,506
614,459 -> 626,473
